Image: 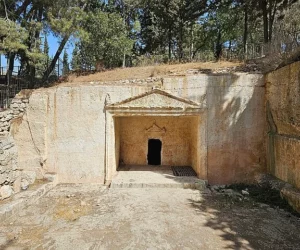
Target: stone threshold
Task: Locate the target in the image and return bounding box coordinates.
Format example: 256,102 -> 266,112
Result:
110,180 -> 207,190
110,165 -> 207,190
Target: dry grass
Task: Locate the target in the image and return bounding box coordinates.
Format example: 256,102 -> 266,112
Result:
53,197 -> 92,222
18,226 -> 48,243
67,61 -> 242,83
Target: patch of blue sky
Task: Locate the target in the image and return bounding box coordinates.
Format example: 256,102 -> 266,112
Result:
0,33 -> 74,67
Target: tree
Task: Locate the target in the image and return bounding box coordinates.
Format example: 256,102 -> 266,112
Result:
0,18 -> 28,54
71,43 -> 81,70
0,0 -> 91,85
62,49 -> 69,75
78,10 -> 134,69
43,36 -> 49,58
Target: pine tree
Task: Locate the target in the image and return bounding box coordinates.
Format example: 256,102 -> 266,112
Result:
43,36 -> 49,56
43,36 -> 50,69
62,49 -> 69,75
71,44 -> 81,70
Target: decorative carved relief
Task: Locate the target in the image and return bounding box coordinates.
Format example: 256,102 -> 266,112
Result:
145,122 -> 166,135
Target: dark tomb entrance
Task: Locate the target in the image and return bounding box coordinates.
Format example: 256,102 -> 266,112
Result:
147,139 -> 162,165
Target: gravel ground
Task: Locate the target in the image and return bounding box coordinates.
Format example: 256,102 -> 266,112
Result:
0,184 -> 300,250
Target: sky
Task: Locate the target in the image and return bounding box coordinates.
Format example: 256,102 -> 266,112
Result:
0,34 -> 74,68
47,33 -> 74,61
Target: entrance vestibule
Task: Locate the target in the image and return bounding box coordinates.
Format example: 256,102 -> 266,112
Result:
105,89 -> 207,182
114,116 -> 201,172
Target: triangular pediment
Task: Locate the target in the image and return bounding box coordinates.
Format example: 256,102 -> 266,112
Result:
106,89 -> 204,112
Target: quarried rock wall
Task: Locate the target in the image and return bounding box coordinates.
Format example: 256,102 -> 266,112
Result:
9,73 -> 267,185
266,62 -> 300,189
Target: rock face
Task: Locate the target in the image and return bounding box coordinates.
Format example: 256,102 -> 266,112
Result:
265,61 -> 300,214
266,61 -> 300,189
10,73 -> 266,185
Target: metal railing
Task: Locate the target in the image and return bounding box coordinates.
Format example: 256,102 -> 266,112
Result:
0,66 -> 21,76
0,59 -> 64,110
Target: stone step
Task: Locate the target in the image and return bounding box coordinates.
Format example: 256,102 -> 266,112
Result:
110,178 -> 207,190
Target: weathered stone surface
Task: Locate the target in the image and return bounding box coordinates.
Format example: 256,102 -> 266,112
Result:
273,135 -> 300,189
163,73 -> 266,184
266,62 -> 300,189
0,185 -> 13,199
13,176 -> 21,193
11,95 -> 47,180
266,61 -> 300,136
22,171 -> 37,184
281,187 -> 300,214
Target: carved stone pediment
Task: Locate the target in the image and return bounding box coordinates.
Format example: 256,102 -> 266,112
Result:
106,89 -> 205,114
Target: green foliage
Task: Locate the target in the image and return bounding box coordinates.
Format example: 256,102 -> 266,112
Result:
79,10 -> 134,69
43,36 -> 50,56
1,0 -> 299,77
0,18 -> 28,54
71,43 -> 81,70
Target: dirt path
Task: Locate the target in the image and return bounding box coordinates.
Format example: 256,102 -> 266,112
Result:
0,185 -> 299,250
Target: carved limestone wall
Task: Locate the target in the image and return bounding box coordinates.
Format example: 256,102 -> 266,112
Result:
11,73 -> 265,185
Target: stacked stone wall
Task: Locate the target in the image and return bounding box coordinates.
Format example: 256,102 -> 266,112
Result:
0,97 -> 29,200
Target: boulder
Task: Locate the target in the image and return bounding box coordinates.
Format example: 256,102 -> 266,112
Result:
0,185 -> 14,199
21,179 -> 29,190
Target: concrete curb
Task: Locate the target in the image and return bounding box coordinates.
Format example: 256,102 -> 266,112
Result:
0,175 -> 58,220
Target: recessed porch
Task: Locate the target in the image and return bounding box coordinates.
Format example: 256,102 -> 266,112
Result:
104,89 -> 207,184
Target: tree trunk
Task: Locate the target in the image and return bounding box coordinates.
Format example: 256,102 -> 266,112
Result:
122,0 -> 126,68
243,4 -> 248,57
168,30 -> 172,61
42,35 -> 69,82
15,0 -> 31,18
122,52 -> 126,68
27,7 -> 43,89
178,21 -> 184,62
268,0 -> 278,42
227,40 -> 232,60
260,0 -> 269,43
6,53 -> 15,85
190,24 -> 194,61
214,29 -> 222,61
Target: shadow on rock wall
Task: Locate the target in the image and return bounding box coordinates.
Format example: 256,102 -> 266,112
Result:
188,190 -> 300,250
206,73 -> 266,184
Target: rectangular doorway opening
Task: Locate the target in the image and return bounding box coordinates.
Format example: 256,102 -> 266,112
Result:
148,139 -> 162,165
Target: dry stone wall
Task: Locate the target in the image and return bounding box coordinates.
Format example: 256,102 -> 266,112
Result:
0,97 -> 30,200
